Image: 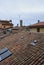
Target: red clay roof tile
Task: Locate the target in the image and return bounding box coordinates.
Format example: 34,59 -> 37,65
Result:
29,22 -> 44,27
0,31 -> 44,65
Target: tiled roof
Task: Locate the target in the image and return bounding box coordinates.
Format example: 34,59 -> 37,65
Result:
0,31 -> 44,65
29,22 -> 44,28
0,20 -> 13,26
0,20 -> 12,22
2,23 -> 13,26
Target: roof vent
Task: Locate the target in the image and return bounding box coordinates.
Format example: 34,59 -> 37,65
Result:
30,40 -> 37,46
21,36 -> 24,39
33,40 -> 37,43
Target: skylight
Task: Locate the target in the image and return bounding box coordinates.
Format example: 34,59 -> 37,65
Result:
0,47 -> 8,55
0,47 -> 12,61
31,42 -> 36,46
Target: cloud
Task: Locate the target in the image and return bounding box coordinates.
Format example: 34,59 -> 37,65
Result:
0,0 -> 44,14
0,0 -> 44,26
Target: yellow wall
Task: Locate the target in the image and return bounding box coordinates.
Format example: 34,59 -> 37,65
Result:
0,23 -> 13,28
2,25 -> 13,28
30,28 -> 44,33
40,28 -> 44,32
0,24 -> 2,28
30,28 -> 37,32
5,25 -> 13,28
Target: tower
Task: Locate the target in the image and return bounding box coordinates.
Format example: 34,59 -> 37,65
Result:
20,20 -> 23,27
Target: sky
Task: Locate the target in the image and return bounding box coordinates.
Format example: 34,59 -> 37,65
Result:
0,0 -> 44,26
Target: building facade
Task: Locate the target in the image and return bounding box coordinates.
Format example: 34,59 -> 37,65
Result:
0,20 -> 13,28
29,22 -> 44,33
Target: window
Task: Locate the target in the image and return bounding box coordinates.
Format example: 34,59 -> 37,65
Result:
0,47 -> 8,55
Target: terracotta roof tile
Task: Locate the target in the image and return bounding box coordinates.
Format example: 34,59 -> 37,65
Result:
0,31 -> 44,65
29,22 -> 44,27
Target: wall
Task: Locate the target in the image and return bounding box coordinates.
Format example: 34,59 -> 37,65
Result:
30,28 -> 44,33
0,24 -> 2,28
2,25 -> 13,28
30,28 -> 37,32
40,28 -> 44,32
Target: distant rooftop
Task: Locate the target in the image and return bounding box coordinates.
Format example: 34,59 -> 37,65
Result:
0,20 -> 13,26
0,20 -> 12,22
29,22 -> 44,28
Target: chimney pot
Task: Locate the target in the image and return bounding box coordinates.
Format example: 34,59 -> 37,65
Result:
38,20 -> 40,23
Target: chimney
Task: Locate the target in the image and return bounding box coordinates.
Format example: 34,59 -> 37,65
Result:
38,20 -> 40,23
17,24 -> 19,27
20,20 -> 23,27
